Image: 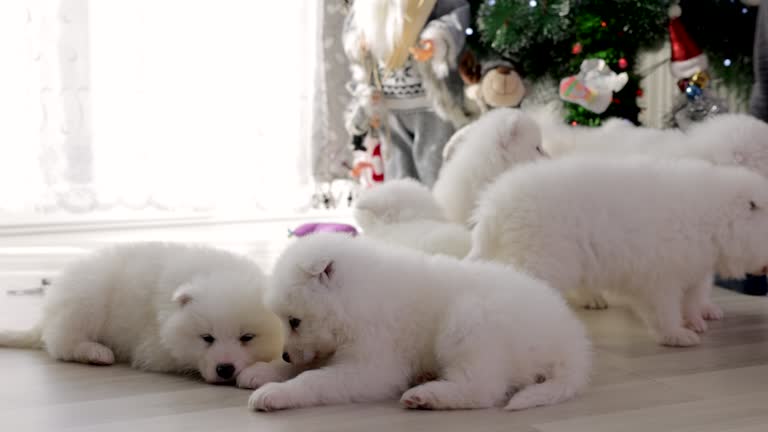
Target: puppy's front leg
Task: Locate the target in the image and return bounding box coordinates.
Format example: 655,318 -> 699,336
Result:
248,362 -> 406,411
237,359 -> 304,389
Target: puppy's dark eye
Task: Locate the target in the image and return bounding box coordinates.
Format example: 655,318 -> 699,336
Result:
288,317 -> 301,331
239,333 -> 255,343
201,334 -> 215,344
536,145 -> 546,156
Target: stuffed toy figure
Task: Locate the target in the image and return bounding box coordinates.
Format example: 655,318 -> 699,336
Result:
342,0 -> 474,187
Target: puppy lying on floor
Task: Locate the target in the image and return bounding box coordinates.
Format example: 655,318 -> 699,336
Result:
0,242 -> 283,383
354,178 -> 471,258
470,156 -> 768,346
245,233 -> 591,411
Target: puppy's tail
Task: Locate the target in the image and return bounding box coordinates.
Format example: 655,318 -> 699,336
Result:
504,348 -> 591,411
0,324 -> 43,349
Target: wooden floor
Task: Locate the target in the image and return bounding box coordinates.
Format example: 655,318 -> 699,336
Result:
2,220 -> 768,431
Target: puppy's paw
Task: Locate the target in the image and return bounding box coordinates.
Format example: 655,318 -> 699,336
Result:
237,362 -> 284,389
248,383 -> 295,412
582,294 -> 609,310
701,303 -> 724,321
73,342 -> 115,365
401,386 -> 439,410
684,315 -> 708,333
658,328 -> 701,347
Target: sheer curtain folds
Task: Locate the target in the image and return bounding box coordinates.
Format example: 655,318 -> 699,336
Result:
0,0 -> 317,216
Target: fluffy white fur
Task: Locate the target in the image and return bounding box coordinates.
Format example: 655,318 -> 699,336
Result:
354,178 -> 471,258
532,107 -> 768,179
442,121 -> 472,162
469,156 -> 768,346
432,108 -> 545,226
352,0 -> 405,64
0,242 -> 283,383
527,103 -> 676,157
246,233 -> 591,412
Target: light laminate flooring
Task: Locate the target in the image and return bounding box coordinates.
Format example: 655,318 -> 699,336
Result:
1,219 -> 768,431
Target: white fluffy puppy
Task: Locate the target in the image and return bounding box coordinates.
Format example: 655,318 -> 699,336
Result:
432,108 -> 545,226
470,157 -> 768,346
246,233 -> 591,412
528,104 -> 676,157
441,121 -> 473,162
534,108 -> 768,179
354,178 -> 471,258
678,114 -> 768,178
0,242 -> 283,383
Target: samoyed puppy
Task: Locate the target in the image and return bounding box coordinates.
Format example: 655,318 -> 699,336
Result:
354,178 -> 471,258
0,242 -> 283,383
469,156 -> 768,346
527,103 -> 677,157
246,233 -> 591,412
533,107 -> 768,179
432,108 -> 545,226
441,121 -> 473,163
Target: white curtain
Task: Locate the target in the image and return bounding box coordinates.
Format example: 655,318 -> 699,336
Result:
0,0 -> 317,217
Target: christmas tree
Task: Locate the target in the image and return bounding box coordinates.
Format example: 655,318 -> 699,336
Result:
470,0 -> 758,126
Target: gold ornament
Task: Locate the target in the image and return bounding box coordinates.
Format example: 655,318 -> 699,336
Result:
691,71 -> 710,89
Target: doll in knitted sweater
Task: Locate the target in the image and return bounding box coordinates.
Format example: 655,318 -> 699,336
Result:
342,0 -> 474,187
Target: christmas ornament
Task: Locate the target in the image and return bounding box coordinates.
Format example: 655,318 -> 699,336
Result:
571,42 -> 583,55
668,5 -> 709,80
666,4 -> 729,130
684,83 -> 703,100
690,70 -> 710,88
672,91 -> 729,130
559,59 -> 629,114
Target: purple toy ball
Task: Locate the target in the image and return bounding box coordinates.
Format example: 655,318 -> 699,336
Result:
289,222 -> 358,238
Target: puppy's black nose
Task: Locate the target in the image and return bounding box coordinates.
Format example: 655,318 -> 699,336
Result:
216,363 -> 235,379
282,352 -> 291,363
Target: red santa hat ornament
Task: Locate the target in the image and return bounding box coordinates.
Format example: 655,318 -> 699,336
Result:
668,4 -> 709,80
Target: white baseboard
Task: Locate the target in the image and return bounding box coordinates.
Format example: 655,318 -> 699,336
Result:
0,210 -> 354,236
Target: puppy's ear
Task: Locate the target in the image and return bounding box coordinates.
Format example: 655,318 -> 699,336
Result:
171,285 -> 194,307
301,258 -> 335,286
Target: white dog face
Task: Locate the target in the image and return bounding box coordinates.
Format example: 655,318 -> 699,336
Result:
734,192 -> 768,277
159,273 -> 283,383
354,178 -> 445,229
265,239 -> 353,367
716,181 -> 768,278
